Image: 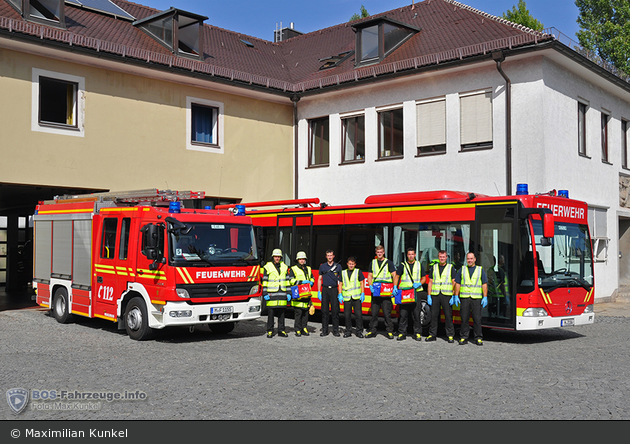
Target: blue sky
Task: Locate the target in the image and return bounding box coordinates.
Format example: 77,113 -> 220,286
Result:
145,0 -> 581,42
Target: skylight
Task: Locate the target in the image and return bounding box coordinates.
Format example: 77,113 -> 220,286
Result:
134,8 -> 208,59
7,0 -> 66,28
352,17 -> 419,66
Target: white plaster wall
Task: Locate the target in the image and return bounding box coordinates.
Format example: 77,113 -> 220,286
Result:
295,54 -> 630,301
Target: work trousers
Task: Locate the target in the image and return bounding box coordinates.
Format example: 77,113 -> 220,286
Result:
459,297 -> 482,340
428,293 -> 455,338
266,306 -> 286,332
320,286 -> 340,333
397,302 -> 421,335
368,296 -> 393,333
293,305 -> 309,332
343,298 -> 363,332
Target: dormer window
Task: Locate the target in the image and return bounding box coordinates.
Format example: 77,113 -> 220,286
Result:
7,0 -> 65,28
353,17 -> 418,66
134,8 -> 207,60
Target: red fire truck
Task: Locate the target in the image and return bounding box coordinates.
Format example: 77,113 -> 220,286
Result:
33,189 -> 262,340
219,187 -> 595,332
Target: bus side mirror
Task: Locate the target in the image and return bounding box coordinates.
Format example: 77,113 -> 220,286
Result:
543,213 -> 554,239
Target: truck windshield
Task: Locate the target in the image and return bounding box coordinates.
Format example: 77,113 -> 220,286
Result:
168,222 -> 258,266
532,220 -> 593,290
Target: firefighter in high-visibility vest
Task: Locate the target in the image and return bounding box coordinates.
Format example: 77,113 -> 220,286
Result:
454,252 -> 488,346
337,256 -> 365,338
287,251 -> 314,337
426,249 -> 457,343
366,245 -> 397,339
261,248 -> 291,338
393,247 -> 426,341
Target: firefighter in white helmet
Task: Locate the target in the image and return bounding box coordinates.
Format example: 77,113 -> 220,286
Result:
261,248 -> 291,338
287,251 -> 314,337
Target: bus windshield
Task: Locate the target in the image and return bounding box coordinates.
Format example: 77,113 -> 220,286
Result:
532,220 -> 593,290
168,222 -> 258,266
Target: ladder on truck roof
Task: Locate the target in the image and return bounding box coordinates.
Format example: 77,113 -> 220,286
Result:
48,189 -> 206,205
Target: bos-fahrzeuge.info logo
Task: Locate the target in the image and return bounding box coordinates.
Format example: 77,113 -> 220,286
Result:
6,388 -> 147,414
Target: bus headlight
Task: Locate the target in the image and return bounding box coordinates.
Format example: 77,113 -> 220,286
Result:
522,307 -> 548,317
583,304 -> 594,313
176,288 -> 190,299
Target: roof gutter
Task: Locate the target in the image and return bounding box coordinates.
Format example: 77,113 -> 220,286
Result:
492,50 -> 512,196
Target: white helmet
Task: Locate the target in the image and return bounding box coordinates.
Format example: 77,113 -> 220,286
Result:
296,251 -> 307,260
272,248 -> 283,257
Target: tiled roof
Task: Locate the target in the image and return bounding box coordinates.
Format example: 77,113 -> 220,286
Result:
0,0 -> 553,95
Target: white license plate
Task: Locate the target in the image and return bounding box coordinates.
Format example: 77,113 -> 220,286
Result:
211,306 -> 233,314
561,318 -> 575,327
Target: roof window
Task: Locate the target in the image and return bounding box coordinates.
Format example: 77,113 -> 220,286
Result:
7,0 -> 65,28
319,50 -> 354,70
352,17 -> 418,66
134,8 -> 207,59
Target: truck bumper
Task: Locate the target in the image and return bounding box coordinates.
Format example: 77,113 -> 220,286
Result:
148,298 -> 262,329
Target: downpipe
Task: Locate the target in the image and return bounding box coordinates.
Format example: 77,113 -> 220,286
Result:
493,51 -> 512,196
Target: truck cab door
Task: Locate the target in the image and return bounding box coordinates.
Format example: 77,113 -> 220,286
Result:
93,216 -> 132,321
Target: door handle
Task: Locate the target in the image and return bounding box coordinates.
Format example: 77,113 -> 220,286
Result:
97,276 -> 103,283
137,270 -> 144,275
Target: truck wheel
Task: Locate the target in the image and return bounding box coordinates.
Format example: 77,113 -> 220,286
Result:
52,287 -> 73,324
209,322 -> 235,334
124,297 -> 154,341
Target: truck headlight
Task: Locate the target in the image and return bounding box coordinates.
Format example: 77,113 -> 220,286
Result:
176,288 -> 190,299
522,307 -> 548,317
249,285 -> 259,295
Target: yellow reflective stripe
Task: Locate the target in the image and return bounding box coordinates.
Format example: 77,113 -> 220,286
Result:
116,266 -> 128,276
583,288 -> 593,303
539,288 -> 552,305
248,266 -> 260,281
516,307 -> 526,317
94,313 -> 116,322
176,268 -> 190,284
137,269 -> 167,280
37,208 -> 93,214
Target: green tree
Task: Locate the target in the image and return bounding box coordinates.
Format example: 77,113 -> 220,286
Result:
576,0 -> 630,76
350,5 -> 369,22
502,0 -> 544,30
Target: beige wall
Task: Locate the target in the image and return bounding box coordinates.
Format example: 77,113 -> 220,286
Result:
0,47 -> 294,202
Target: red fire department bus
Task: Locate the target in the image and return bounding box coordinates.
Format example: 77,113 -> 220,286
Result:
33,189 -> 262,340
219,188 -> 595,331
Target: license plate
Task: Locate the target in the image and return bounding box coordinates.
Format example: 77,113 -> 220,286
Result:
211,306 -> 233,314
561,318 -> 575,327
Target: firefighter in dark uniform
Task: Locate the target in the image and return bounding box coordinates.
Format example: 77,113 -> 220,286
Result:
287,251 -> 314,337
261,248 -> 291,338
393,247 -> 426,341
317,249 -> 342,336
426,249 -> 457,343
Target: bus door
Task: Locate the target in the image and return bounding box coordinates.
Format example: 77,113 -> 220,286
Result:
276,214 -> 313,268
475,204 -> 517,328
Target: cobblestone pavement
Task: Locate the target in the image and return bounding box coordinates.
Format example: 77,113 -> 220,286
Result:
1,306 -> 629,421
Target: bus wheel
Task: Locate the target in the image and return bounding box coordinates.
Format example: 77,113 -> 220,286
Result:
52,287 -> 74,324
124,297 -> 154,341
209,322 -> 235,334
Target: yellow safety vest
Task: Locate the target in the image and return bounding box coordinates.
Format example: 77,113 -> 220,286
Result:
431,263 -> 454,296
290,265 -> 313,309
342,269 -> 363,301
262,262 -> 289,307
459,266 -> 483,299
371,259 -> 393,283
399,261 -> 422,290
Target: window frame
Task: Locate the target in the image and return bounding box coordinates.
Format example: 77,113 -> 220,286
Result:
622,119 -> 629,170
341,113 -> 366,164
377,106 -> 404,160
416,97 -> 447,156
353,18 -> 418,66
308,116 -> 330,167
9,0 -> 66,28
31,68 -> 84,137
601,111 -> 610,164
186,96 -> 224,154
459,89 -> 493,152
578,101 -> 588,158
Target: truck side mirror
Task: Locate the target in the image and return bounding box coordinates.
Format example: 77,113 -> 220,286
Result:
141,223 -> 164,270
